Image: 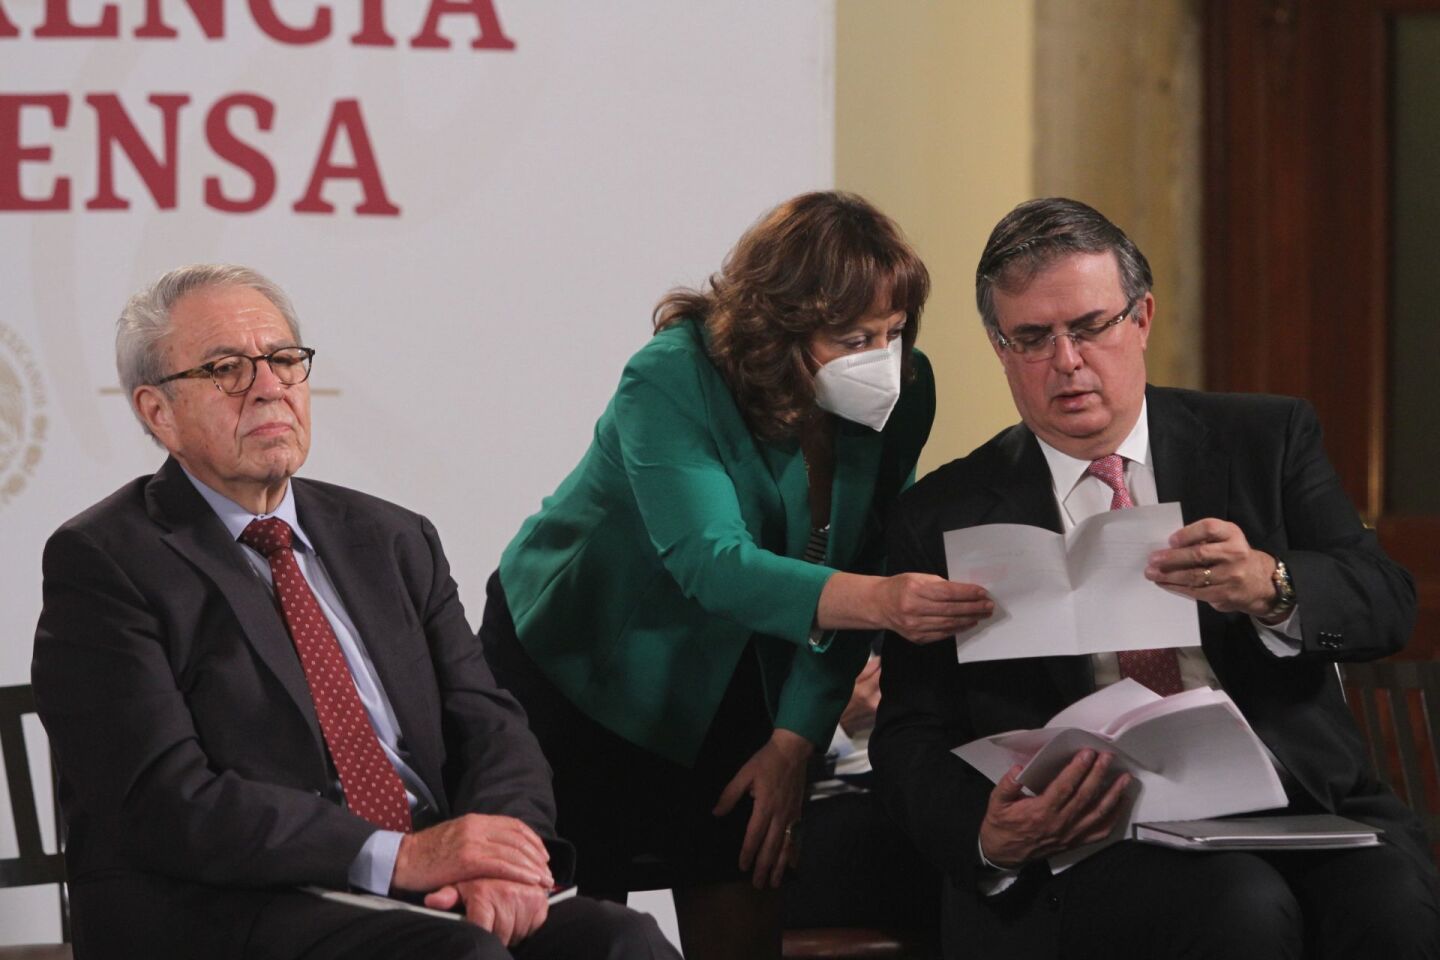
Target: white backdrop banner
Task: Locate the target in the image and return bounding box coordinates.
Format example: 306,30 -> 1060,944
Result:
0,0 -> 835,677
0,1 -> 833,939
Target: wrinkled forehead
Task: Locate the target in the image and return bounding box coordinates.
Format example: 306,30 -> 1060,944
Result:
992,251 -> 1125,324
167,285 -> 297,358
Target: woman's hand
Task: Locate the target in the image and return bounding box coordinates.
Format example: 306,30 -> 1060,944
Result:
876,572 -> 992,642
840,655 -> 882,735
713,728 -> 813,889
817,571 -> 993,644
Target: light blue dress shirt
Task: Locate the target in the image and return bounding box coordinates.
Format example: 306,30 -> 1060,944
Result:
184,470 -> 433,894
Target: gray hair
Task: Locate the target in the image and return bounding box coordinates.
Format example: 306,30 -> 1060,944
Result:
116,264 -> 301,436
975,197 -> 1152,334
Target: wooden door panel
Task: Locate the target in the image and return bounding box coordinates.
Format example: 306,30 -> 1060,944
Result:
1206,0 -> 1440,660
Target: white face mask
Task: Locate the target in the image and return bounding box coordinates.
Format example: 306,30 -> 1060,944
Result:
812,336 -> 903,431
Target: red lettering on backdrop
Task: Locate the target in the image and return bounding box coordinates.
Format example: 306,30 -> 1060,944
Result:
204,94 -> 275,213
0,2 -> 520,215
293,100 -> 399,216
249,0 -> 329,45
136,0 -> 224,39
86,94 -> 189,210
0,0 -> 520,47
411,0 -> 515,50
351,0 -> 395,47
0,94 -> 71,211
34,0 -> 119,37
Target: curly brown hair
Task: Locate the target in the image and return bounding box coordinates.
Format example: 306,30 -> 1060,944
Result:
653,191 -> 929,441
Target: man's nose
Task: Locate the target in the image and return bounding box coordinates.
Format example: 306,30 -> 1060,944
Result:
249,357 -> 286,397
1050,334 -> 1084,372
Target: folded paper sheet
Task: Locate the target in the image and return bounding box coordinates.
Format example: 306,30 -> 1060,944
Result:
944,502 -> 1199,663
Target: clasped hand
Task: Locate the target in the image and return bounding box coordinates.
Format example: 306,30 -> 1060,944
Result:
423,878 -> 550,947
392,813 -> 555,944
1145,519 -> 1281,620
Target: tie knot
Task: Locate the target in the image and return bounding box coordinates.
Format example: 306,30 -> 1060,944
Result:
240,517 -> 293,557
1086,454 -> 1128,496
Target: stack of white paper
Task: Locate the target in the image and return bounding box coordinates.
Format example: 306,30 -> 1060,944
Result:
954,680 -> 1288,867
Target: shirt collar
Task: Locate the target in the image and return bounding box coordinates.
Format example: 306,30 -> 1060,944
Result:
1036,398 -> 1151,499
180,468 -> 315,553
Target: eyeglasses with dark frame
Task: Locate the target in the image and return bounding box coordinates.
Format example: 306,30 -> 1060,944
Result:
154,347 -> 316,396
994,297 -> 1140,362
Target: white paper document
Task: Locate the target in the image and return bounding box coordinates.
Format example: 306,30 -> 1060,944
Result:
302,883 -> 578,920
954,680 -> 1289,869
943,502 -> 1199,664
303,887 -> 465,922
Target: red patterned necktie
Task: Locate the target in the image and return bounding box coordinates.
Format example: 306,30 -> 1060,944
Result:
1086,454 -> 1184,697
240,517 -> 412,832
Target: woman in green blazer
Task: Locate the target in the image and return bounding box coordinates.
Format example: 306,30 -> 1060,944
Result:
480,192 -> 991,958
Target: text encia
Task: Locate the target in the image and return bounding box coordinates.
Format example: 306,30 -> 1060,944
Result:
1,0 -> 517,216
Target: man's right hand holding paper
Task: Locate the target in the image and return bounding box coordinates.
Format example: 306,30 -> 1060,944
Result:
977,749 -> 1132,867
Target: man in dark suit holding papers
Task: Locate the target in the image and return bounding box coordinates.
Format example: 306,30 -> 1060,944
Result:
31,264 -> 677,960
871,199 -> 1439,959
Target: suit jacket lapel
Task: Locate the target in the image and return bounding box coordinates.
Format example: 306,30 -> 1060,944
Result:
828,419 -> 885,566
686,319 -> 796,555
987,427 -> 1063,532
146,459 -> 323,746
1148,386 -> 1228,527
759,439 -> 811,558
1147,386 -> 1232,673
294,483 -> 446,799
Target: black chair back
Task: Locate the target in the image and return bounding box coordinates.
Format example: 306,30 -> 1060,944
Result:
0,683 -> 70,952
1342,660 -> 1440,846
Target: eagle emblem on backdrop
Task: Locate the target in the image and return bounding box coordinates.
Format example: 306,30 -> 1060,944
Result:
0,322 -> 47,511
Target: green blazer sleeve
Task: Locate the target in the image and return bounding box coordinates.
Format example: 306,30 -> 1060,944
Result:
612,330 -> 835,645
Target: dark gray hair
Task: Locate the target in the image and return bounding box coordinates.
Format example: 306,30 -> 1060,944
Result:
975,198 -> 1152,334
116,264 -> 301,436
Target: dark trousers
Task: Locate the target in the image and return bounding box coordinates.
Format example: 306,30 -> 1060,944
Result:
972,839 -> 1440,959
479,571 -> 772,899
244,889 -> 678,960
782,790 -> 940,944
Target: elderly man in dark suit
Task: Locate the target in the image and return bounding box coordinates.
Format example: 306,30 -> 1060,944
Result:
871,198 -> 1440,959
32,264 -> 678,960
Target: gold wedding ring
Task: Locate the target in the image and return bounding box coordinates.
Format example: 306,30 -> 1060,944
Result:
1202,567 -> 1213,587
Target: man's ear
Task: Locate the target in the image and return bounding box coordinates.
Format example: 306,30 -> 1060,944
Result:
133,386 -> 178,449
1135,291 -> 1155,351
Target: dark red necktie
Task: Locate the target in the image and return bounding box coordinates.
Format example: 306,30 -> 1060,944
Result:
240,517 -> 412,832
1086,455 -> 1184,697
